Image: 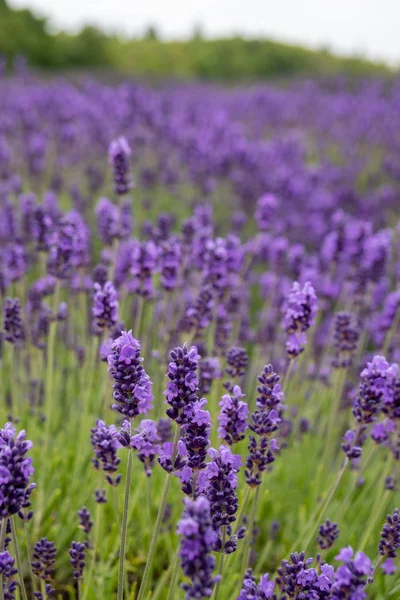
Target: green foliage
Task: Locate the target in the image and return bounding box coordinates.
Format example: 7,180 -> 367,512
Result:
0,0 -> 392,78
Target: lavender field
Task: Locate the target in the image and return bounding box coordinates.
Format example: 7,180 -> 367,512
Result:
0,74 -> 400,599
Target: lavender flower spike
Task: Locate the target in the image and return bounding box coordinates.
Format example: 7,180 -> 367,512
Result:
178,496 -> 218,599
108,136 -> 133,196
282,281 -> 318,358
238,569 -> 275,599
130,419 -> 161,477
108,330 -> 153,419
3,298 -> 25,345
164,343 -> 201,425
92,281 -> 119,336
218,385 -> 249,445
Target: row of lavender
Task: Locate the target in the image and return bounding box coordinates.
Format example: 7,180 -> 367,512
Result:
0,75 -> 399,599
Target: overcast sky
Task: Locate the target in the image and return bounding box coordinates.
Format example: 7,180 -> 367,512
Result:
8,0 -> 400,64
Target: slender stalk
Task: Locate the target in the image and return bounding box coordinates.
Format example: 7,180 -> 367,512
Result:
44,281 -> 60,451
240,486 -> 260,580
147,476 -> 153,522
358,458 -> 393,552
0,519 -> 7,600
302,458 -> 349,554
213,526 -> 227,600
82,500 -> 102,600
77,579 -> 82,600
166,552 -> 180,600
24,520 -> 36,595
137,425 -> 181,600
11,517 -> 28,600
117,420 -> 134,600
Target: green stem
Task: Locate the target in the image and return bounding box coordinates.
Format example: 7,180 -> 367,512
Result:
117,437 -> 134,600
0,520 -> 7,600
301,458 -> 349,554
358,458 -> 393,552
82,500 -> 102,600
11,517 -> 28,600
240,486 -> 260,581
213,526 -> 227,600
166,553 -> 180,600
24,520 -> 36,595
137,425 -> 181,600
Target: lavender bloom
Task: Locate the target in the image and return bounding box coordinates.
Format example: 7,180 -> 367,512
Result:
199,357 -> 221,396
256,193 -> 279,232
282,281 -> 318,358
160,238 -> 182,291
90,420 -> 121,486
224,347 -> 249,392
4,244 -> 26,283
218,386 -> 249,445
245,365 -> 284,487
108,331 -> 153,419
378,290 -> 400,344
341,429 -> 363,461
238,569 -> 275,599
353,355 -> 398,425
32,206 -> 54,252
200,445 -> 241,553
276,553 -> 334,599
180,399 -> 211,496
214,304 -> 232,355
317,519 -> 340,550
164,344 -> 201,425
78,507 -> 93,536
379,509 -> 400,559
108,136 -> 132,196
91,281 -> 119,336
0,550 -> 18,600
158,440 -> 187,474
69,542 -> 86,580
0,423 -> 35,519
31,538 -> 56,585
332,312 -> 360,369
95,197 -> 119,246
94,490 -> 107,504
331,547 -> 372,599
183,284 -> 214,333
131,419 -> 161,477
3,298 -> 25,345
156,419 -> 173,443
177,496 -> 217,599
128,240 -> 159,298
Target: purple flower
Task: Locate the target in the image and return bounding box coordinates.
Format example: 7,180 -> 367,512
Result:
32,537 -> 56,586
3,298 -> 25,345
200,445 -> 241,553
128,240 -> 159,298
277,553 -> 333,598
317,519 -> 340,550
90,420 -> 121,486
0,423 -> 35,519
180,399 -> 211,496
77,507 -> 93,537
245,365 -> 284,487
177,496 -> 217,599
182,284 -> 214,333
353,355 -> 398,425
238,569 -> 275,599
131,419 -> 161,477
331,547 -> 372,599
164,344 -> 201,425
282,281 -> 318,357
108,136 -> 132,196
95,197 -> 119,246
332,312 -> 360,369
91,281 -> 119,335
379,508 -> 400,559
69,541 -> 86,580
199,357 -> 221,396
382,558 -> 397,575
256,193 -> 279,232
218,386 -> 249,445
224,347 -> 248,392
160,238 -> 182,291
108,331 -> 153,419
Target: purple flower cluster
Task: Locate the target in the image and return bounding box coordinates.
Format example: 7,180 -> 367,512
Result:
131,419 -> 161,477
91,281 -> 119,335
245,365 -> 283,487
164,344 -> 201,425
177,496 -> 217,599
238,569 -> 275,599
218,385 -> 249,445
0,424 -> 35,519
180,399 -> 211,496
3,298 -> 25,345
108,331 -> 153,419
330,547 -> 373,599
332,312 -> 360,369
108,136 -> 132,196
282,281 -> 318,358
90,420 -> 121,486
